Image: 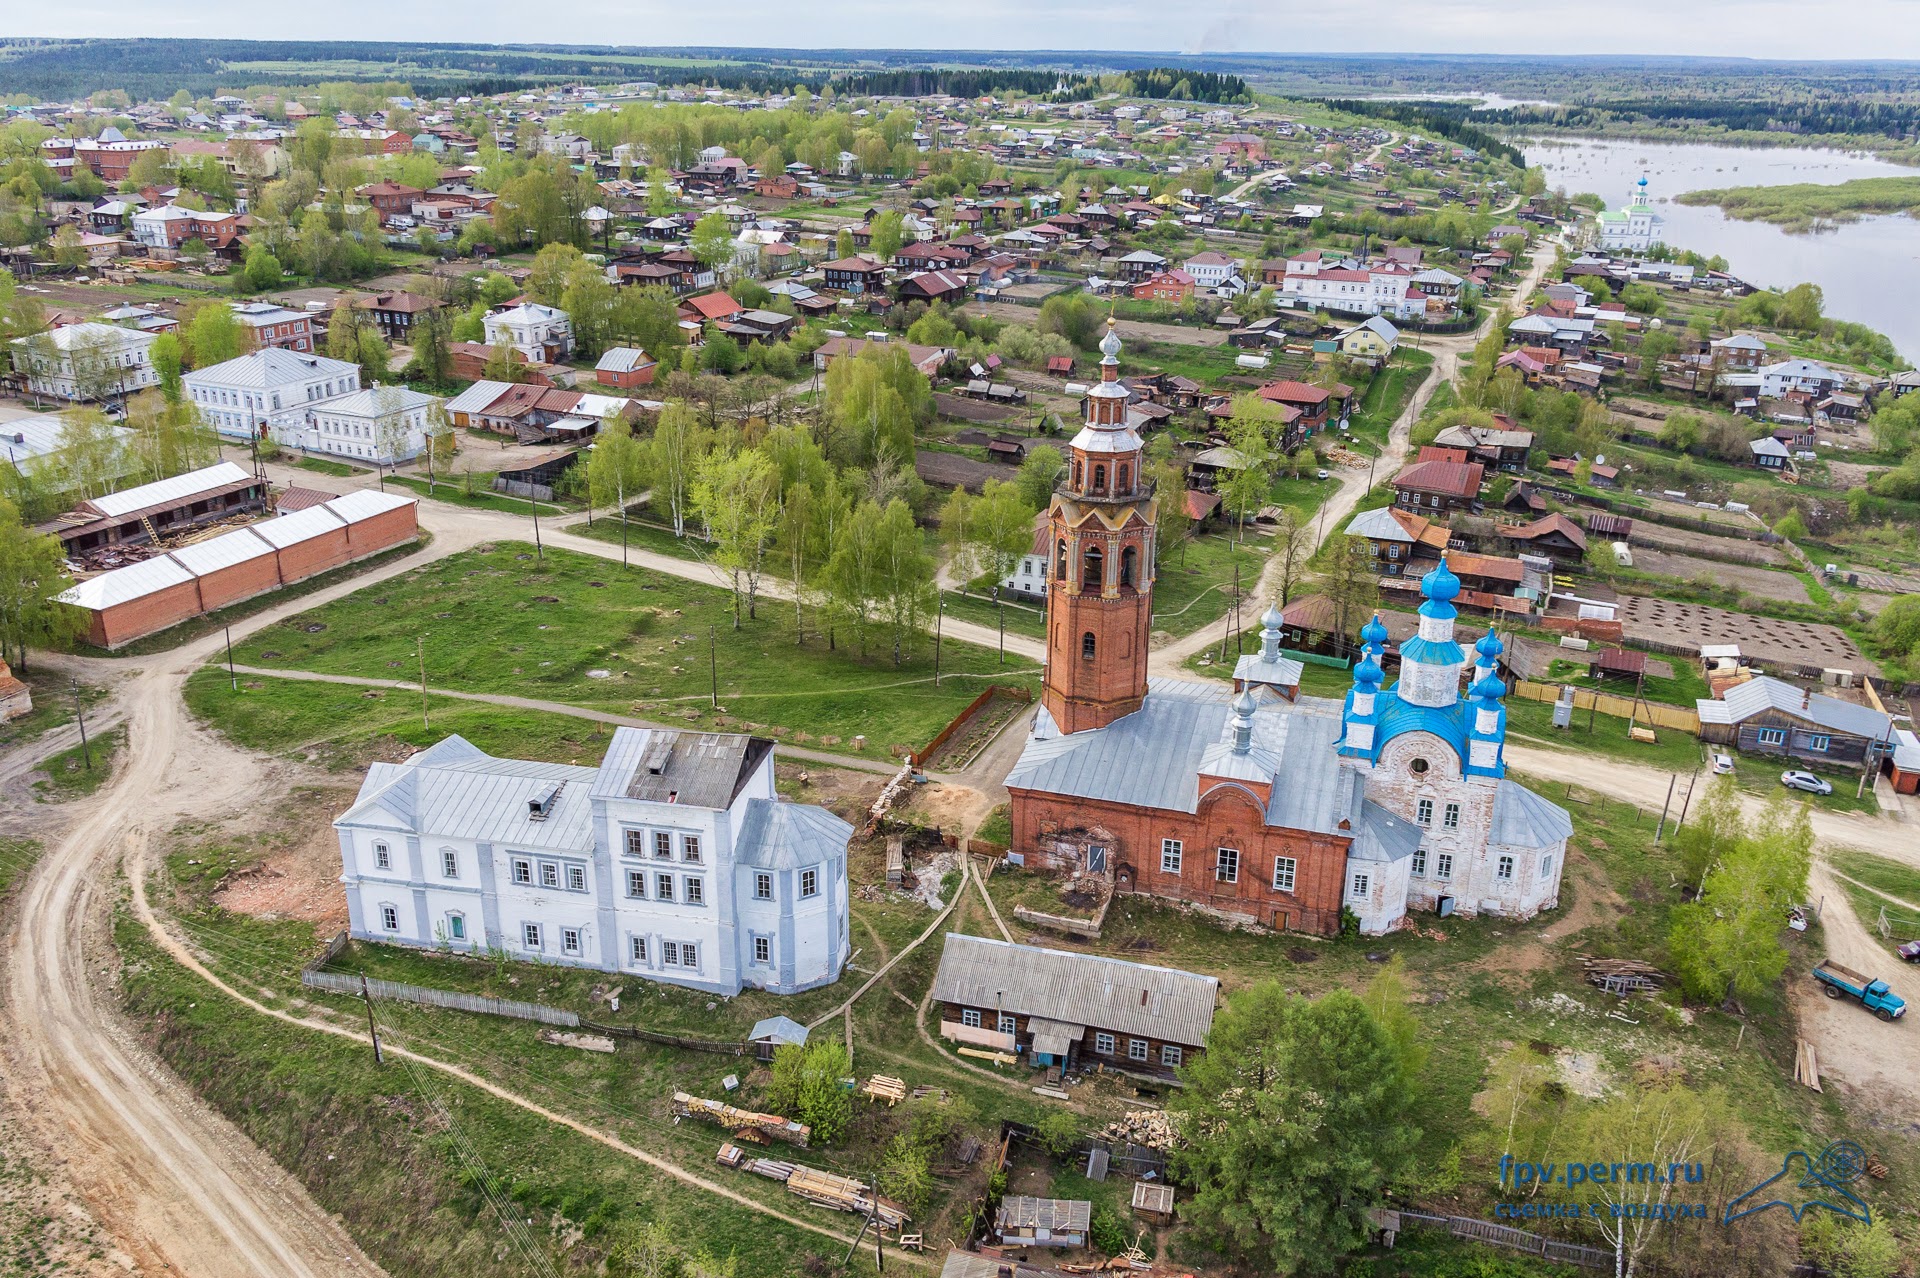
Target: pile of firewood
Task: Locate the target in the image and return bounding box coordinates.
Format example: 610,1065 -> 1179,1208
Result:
1101,1109 -> 1181,1151
1577,956 -> 1668,993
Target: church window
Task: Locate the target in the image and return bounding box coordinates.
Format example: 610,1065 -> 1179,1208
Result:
1117,463 -> 1130,492
1215,848 -> 1239,884
1416,799 -> 1433,826
1436,853 -> 1454,880
1119,546 -> 1137,587
1092,463 -> 1106,493
1497,855 -> 1514,880
1072,459 -> 1083,487
1083,545 -> 1103,589
1056,539 -> 1068,576
1350,873 -> 1370,898
1271,856 -> 1295,893
1081,632 -> 1097,661
1540,854 -> 1554,878
1160,840 -> 1182,874
1409,758 -> 1430,776
1411,849 -> 1426,877
1443,802 -> 1460,829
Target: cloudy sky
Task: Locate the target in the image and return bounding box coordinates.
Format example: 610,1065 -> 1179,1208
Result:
16,0 -> 1920,58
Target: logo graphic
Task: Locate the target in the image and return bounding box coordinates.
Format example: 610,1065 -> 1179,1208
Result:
1724,1141 -> 1871,1226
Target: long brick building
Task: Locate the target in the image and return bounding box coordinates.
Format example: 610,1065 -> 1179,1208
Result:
1006,324 -> 1570,937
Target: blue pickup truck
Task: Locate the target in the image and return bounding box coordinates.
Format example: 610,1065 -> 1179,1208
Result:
1814,959 -> 1908,1022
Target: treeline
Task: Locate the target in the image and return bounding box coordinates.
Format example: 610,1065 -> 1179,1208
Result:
828,66 -> 1248,104
1479,99 -> 1920,143
1316,98 -> 1527,167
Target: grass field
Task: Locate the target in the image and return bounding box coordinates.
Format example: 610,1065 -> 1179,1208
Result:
385,473 -> 571,515
31,727 -> 125,800
219,542 -> 1037,762
1151,532 -> 1271,637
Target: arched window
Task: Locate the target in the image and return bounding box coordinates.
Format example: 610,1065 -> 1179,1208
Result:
1082,632 -> 1097,661
1072,459 -> 1083,487
1117,464 -> 1130,493
1120,545 -> 1138,587
1082,544 -> 1104,589
1092,464 -> 1106,494
1055,538 -> 1068,577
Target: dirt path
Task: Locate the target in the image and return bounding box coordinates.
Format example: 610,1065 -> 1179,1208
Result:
226,665 -> 902,777
1795,860 -> 1920,1123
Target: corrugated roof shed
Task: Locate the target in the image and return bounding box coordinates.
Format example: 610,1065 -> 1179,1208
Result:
250,504 -> 346,548
166,527 -> 276,575
930,934 -> 1218,1048
86,461 -> 253,520
58,554 -> 195,610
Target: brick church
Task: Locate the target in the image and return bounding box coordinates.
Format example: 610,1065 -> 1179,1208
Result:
1005,322 -> 1571,936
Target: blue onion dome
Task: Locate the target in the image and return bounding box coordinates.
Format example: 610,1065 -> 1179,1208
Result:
1353,652 -> 1384,688
1471,670 -> 1508,701
1099,318 -> 1122,358
1420,555 -> 1460,604
1637,174 -> 1648,187
1475,626 -> 1504,660
1360,613 -> 1389,648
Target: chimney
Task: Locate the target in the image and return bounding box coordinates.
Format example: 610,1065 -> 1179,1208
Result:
1803,687 -> 1811,711
1140,988 -> 1149,1007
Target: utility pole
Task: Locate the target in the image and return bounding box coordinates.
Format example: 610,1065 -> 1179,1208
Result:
1674,765 -> 1702,835
529,487 -> 542,563
709,626 -> 719,710
360,974 -> 384,1065
1654,773 -> 1677,843
225,624 -> 237,692
994,586 -> 1005,667
70,678 -> 92,771
417,635 -> 430,731
933,597 -> 944,688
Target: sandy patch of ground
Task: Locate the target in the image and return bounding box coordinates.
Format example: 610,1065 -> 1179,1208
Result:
209,787 -> 357,930
1627,547 -> 1810,605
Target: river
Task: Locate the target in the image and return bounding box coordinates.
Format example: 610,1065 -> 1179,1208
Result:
1522,137 -> 1920,363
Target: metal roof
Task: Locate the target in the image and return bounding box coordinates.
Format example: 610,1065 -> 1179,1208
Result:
1699,675 -> 1891,739
1490,780 -> 1576,849
591,725 -> 768,810
58,554 -> 196,610
183,348 -> 357,391
165,527 -> 276,575
445,380 -> 515,415
732,798 -> 852,871
930,933 -> 1218,1048
335,734 -> 598,851
87,462 -> 253,520
748,1016 -> 809,1046
324,489 -> 417,523
1348,799 -> 1422,863
250,504 -> 346,548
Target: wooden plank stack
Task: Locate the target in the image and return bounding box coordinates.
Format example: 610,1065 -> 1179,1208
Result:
786,1165 -> 910,1230
862,1075 -> 908,1105
1577,956 -> 1668,995
673,1091 -> 811,1146
1794,1039 -> 1822,1092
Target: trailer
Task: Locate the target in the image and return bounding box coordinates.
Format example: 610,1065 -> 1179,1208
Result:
1812,959 -> 1907,1022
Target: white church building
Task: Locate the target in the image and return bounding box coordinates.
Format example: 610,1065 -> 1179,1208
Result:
334,727 -> 852,996
1595,175 -> 1666,252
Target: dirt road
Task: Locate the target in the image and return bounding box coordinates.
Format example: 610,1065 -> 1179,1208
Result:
1146,237 -> 1559,677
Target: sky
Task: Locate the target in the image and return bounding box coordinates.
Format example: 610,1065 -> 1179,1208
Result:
15,0 -> 1920,59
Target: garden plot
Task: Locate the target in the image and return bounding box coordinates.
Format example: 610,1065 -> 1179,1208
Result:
1626,547 -> 1810,605
1617,595 -> 1874,674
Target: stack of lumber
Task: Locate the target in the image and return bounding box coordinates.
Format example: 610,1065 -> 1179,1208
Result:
1577,956 -> 1668,994
1793,1039 -> 1822,1092
957,1046 -> 1017,1066
862,1075 -> 908,1105
746,1157 -> 797,1182
1101,1109 -> 1181,1151
785,1165 -> 910,1229
673,1091 -> 811,1146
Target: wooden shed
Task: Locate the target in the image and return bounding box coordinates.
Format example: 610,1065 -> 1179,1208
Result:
1131,1181 -> 1175,1226
993,1196 -> 1090,1248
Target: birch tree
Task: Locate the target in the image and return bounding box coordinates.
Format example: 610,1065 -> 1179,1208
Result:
644,401 -> 703,537
691,447 -> 780,628
1561,1084 -> 1724,1278
585,415 -> 647,565
0,497 -> 84,669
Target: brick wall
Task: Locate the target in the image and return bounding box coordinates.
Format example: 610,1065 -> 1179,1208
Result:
273,528 -> 353,582
342,505 -> 419,556
1009,783 -> 1348,935
94,579 -> 203,649
194,553 -> 283,613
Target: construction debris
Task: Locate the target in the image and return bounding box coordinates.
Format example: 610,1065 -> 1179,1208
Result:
1100,1109 -> 1181,1151
1794,1039 -> 1822,1092
673,1091 -> 810,1146
1578,956 -> 1669,996
862,1075 -> 908,1106
536,1029 -> 617,1054
786,1165 -> 911,1230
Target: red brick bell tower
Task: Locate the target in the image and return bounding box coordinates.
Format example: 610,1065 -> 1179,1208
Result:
1042,319 -> 1158,734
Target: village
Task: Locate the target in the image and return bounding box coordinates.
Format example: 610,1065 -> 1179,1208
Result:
0,52 -> 1917,1278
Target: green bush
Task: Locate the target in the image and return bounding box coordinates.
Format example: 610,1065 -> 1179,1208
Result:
1089,1202 -> 1131,1256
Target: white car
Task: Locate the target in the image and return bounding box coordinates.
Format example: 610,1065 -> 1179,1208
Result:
1780,770 -> 1833,796
1711,753 -> 1735,775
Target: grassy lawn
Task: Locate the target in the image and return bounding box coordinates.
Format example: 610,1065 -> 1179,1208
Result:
1540,653 -> 1710,710
1505,693 -> 1706,774
1726,753 -> 1880,815
1151,533 -> 1270,637
0,668 -> 111,751
1345,347 -> 1435,452
385,472 -> 571,515
938,588 -> 1046,644
565,513 -> 715,564
294,457 -> 358,477
219,542 -> 1037,763
31,727 -> 125,800
86,535 -> 433,659
1829,848 -> 1920,910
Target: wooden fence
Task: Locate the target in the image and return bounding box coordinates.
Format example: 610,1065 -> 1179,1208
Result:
1398,1209 -> 1612,1269
1512,680 -> 1701,734
911,684 -> 1032,768
579,1020 -> 749,1056
300,969 -> 582,1026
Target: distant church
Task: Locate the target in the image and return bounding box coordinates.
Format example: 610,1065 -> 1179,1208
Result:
1596,174 -> 1666,252
1006,322 -> 1571,936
